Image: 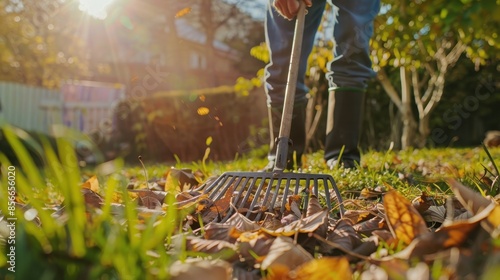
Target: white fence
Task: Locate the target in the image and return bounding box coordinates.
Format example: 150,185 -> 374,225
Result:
0,81 -> 125,135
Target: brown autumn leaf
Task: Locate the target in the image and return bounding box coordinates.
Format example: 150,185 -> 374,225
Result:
260,236 -> 314,271
411,192 -> 434,213
306,195 -> 323,217
484,205 -> 500,237
291,257 -> 352,280
129,189 -> 166,209
448,179 -> 493,215
388,204 -> 495,260
212,185 -> 235,215
261,209 -> 328,237
81,188 -> 104,209
185,236 -> 238,260
81,175 -> 100,193
237,231 -> 274,264
204,212 -> 260,241
383,190 -> 429,245
352,215 -> 387,236
196,186 -> 235,223
169,258 -> 232,280
343,209 -> 374,225
166,167 -> 200,191
321,218 -> 362,255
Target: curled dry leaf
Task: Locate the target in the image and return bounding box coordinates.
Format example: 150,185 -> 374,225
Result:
352,215 -> 387,236
343,209 -> 374,225
306,195 -> 323,217
322,219 -> 361,255
237,231 -> 274,264
196,186 -> 235,224
81,175 -> 100,193
261,209 -> 328,237
204,212 -> 261,241
421,205 -> 446,224
448,179 -> 493,215
170,258 -> 232,280
388,204 -> 496,260
383,190 -> 429,246
81,188 -> 104,209
166,167 -> 200,192
129,189 -> 166,209
260,236 -> 314,271
185,236 -> 238,260
411,192 -> 434,213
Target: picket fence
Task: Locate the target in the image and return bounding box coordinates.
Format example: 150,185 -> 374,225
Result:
0,81 -> 125,135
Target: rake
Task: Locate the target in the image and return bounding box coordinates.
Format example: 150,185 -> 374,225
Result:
199,3 -> 344,221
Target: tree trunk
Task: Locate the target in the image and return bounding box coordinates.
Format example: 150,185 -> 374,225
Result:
400,66 -> 417,149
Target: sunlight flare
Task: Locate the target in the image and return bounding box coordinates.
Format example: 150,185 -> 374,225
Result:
79,0 -> 114,19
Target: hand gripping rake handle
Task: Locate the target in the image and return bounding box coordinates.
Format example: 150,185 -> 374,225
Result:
274,3 -> 307,173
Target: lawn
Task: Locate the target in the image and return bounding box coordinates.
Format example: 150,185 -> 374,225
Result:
1,126 -> 499,279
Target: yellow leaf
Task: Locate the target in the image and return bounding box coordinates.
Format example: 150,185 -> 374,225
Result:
383,190 -> 428,245
175,7 -> 191,18
293,257 -> 352,280
197,106 -> 210,116
81,175 -> 100,193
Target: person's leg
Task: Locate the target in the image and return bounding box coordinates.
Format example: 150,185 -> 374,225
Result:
324,0 -> 380,168
264,0 -> 326,170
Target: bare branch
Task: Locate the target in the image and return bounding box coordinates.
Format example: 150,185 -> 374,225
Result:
411,67 -> 425,117
377,68 -> 402,110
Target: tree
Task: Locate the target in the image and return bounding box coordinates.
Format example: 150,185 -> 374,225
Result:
0,0 -> 90,88
371,0 -> 500,148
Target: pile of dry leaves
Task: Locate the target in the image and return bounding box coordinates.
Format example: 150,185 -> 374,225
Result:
79,168 -> 500,279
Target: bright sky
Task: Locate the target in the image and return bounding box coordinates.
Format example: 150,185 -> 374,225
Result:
78,0 -> 114,19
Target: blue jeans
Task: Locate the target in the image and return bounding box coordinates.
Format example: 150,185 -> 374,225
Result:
264,0 -> 381,106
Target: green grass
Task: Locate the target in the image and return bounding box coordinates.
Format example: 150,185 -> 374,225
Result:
1,124 -> 499,279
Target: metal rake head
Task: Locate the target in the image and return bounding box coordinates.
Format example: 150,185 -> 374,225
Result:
199,171 -> 344,221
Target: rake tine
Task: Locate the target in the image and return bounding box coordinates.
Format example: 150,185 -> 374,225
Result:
332,178 -> 345,215
232,176 -> 250,206
280,179 -> 292,213
260,177 -> 276,210
313,179 -> 319,197
211,175 -> 239,201
203,174 -> 230,195
269,178 -> 284,214
294,178 -> 300,195
246,177 -> 267,218
255,177 -> 276,221
323,177 -> 332,209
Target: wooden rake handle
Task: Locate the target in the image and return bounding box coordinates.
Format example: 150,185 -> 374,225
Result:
274,2 -> 307,172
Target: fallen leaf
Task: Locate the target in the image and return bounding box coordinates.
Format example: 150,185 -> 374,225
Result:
353,215 -> 387,236
170,258 -> 232,280
343,209 -> 374,224
292,257 -> 352,280
129,189 -> 166,209
166,167 -> 200,191
237,232 -> 274,264
323,219 -> 362,255
185,236 -> 238,261
383,190 -> 429,245
81,188 -> 104,209
306,195 -> 323,217
448,179 -> 493,215
81,175 -> 100,193
204,212 -> 260,241
261,209 -> 328,237
175,7 -> 192,18
261,236 -> 314,271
